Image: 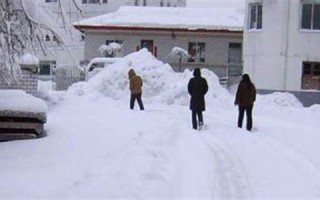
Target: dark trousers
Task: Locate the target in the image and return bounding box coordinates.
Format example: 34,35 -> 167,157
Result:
130,93 -> 144,110
192,110 -> 203,130
238,105 -> 253,131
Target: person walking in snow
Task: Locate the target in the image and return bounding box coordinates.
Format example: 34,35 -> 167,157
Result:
234,74 -> 256,131
188,68 -> 208,130
128,68 -> 144,110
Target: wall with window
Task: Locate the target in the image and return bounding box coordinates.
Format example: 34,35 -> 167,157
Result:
244,0 -> 320,91
244,0 -> 288,90
83,30 -> 242,77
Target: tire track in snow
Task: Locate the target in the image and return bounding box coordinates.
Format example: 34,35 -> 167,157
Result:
200,136 -> 254,200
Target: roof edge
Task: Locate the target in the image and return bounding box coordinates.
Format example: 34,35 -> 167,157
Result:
74,25 -> 243,33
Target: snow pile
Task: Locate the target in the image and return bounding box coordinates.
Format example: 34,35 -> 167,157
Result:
68,49 -> 303,110
66,49 -> 305,109
68,49 -> 229,106
0,90 -> 47,113
257,92 -> 303,108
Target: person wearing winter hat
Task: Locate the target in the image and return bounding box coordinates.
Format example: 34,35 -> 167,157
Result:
234,74 -> 256,131
188,68 -> 208,130
128,68 -> 144,110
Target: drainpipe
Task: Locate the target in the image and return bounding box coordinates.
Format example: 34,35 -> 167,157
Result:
283,0 -> 291,91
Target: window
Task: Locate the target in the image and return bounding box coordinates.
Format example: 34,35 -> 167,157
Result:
39,61 -> 56,76
45,35 -> 50,42
140,40 -> 154,53
188,42 -> 205,63
228,43 -> 243,76
302,61 -> 320,90
82,0 -> 108,4
248,3 -> 263,30
160,0 -> 164,7
45,0 -> 57,2
301,1 -> 320,30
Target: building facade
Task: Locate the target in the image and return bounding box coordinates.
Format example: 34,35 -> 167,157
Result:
37,0 -> 186,80
74,6 -> 244,84
244,0 -> 320,92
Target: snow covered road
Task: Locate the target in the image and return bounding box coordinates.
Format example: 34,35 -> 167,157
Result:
1,50 -> 320,199
1,95 -> 320,199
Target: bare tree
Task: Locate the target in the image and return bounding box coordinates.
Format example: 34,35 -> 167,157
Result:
0,0 -> 82,83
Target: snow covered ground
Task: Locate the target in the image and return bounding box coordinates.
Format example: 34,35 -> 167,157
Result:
1,49 -> 320,199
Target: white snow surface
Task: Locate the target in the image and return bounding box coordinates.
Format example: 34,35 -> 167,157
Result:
0,90 -> 47,113
74,6 -> 244,31
188,0 -> 246,9
19,53 -> 39,65
1,49 -> 320,199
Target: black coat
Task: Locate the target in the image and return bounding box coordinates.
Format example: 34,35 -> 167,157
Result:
235,80 -> 256,107
188,75 -> 208,111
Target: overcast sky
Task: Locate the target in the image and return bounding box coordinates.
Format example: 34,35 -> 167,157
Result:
187,0 -> 245,9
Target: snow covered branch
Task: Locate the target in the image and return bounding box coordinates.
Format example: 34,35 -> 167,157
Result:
0,0 -> 83,83
98,42 -> 122,57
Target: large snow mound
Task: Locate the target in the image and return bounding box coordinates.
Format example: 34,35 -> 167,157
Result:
68,49 -> 229,106
67,49 -> 303,108
257,92 -> 303,108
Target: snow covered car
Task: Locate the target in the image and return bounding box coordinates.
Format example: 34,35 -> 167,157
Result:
85,57 -> 121,80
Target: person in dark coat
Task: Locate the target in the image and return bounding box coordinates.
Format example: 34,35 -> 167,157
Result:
188,68 -> 208,130
128,68 -> 144,110
235,74 -> 256,131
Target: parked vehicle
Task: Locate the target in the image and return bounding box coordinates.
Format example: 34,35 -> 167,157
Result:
85,57 -> 121,80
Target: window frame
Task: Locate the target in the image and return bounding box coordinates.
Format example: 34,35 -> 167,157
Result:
248,2 -> 263,30
301,1 -> 320,30
301,61 -> 320,90
39,60 -> 56,76
188,42 -> 206,63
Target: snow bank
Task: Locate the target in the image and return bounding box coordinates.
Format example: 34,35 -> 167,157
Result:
68,49 -> 229,106
0,90 -> 47,113
257,92 -> 303,108
66,49 -> 305,108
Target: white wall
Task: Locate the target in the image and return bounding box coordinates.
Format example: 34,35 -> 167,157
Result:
244,0 -> 288,90
244,0 -> 320,91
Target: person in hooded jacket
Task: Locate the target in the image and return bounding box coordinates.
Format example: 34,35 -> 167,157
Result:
235,74 -> 256,131
128,68 -> 144,110
188,68 -> 208,130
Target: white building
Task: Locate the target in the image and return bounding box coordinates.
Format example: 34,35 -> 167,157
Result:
36,0 -> 186,80
244,0 -> 320,92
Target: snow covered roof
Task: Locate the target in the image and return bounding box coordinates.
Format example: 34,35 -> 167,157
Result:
74,6 -> 244,32
19,53 -> 39,65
